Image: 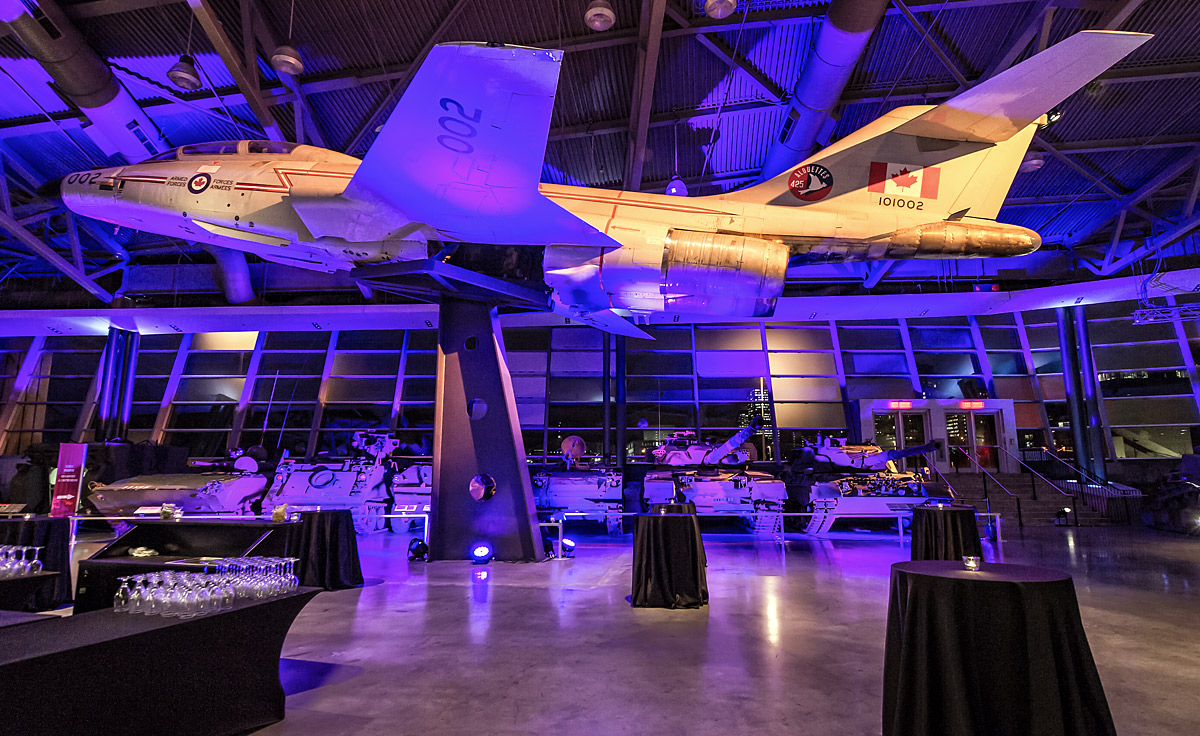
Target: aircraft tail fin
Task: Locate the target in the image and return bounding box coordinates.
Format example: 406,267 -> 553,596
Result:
716,31 -> 1150,223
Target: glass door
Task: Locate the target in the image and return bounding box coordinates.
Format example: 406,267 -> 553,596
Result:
873,411 -> 929,471
946,411 -> 1001,472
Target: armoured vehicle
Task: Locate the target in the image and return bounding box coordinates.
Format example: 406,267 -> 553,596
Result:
533,436 -> 624,534
643,419 -> 786,535
260,430 -> 430,534
86,450 -> 269,516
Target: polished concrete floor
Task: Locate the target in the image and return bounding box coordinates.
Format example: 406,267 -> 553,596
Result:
244,524 -> 1200,736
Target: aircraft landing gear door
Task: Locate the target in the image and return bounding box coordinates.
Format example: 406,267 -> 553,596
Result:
873,411 -> 929,471
947,411 -> 1001,472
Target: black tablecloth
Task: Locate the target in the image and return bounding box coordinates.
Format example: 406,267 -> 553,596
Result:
910,505 -> 983,561
631,513 -> 708,609
0,587 -> 319,736
0,516 -> 72,610
0,571 -> 59,612
649,501 -> 697,514
0,609 -> 49,629
287,509 -> 364,590
883,561 -> 1115,736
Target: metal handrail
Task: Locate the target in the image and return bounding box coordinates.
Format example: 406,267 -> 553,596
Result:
949,446 -> 1022,527
998,445 -> 1079,527
917,453 -> 958,498
997,446 -> 1073,497
1035,446 -> 1113,489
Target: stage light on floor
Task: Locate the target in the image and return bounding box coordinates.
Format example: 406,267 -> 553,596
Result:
561,538 -> 576,558
471,543 -> 494,564
408,538 -> 429,561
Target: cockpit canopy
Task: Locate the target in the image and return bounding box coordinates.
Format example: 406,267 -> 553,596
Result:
138,140 -> 357,164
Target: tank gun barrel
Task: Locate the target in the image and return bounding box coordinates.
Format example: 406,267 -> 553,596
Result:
882,440 -> 940,462
702,417 -> 763,466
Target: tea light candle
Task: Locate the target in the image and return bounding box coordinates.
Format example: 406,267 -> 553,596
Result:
963,555 -> 981,571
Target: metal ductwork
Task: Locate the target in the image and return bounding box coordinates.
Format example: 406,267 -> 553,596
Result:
0,0 -> 165,161
203,245 -> 256,304
756,0 -> 889,183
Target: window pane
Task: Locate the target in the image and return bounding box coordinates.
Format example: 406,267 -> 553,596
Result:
331,353 -> 401,376
324,378 -> 395,402
627,403 -> 695,429
263,332 -> 328,350
914,353 -> 980,375
259,352 -> 326,375
174,378 -> 244,402
980,328 -> 1021,351
321,404 -> 390,428
1098,369 -> 1192,397
627,328 -> 692,350
846,353 -> 908,374
695,328 -> 761,351
162,431 -> 229,457
765,328 -> 832,351
909,328 -> 974,350
184,352 -> 250,375
696,378 -> 759,402
838,328 -> 902,351
987,353 -> 1027,375
627,353 -> 693,375
335,331 -> 405,350
252,377 -> 320,402
628,376 -> 693,401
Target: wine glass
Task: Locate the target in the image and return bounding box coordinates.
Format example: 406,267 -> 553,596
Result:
28,547 -> 43,575
113,577 -> 132,612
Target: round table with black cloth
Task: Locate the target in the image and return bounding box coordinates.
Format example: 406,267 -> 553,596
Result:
909,505 -> 983,561
631,513 -> 708,609
286,509 -> 364,590
883,561 -> 1116,736
649,501 -> 697,514
0,516 -> 71,610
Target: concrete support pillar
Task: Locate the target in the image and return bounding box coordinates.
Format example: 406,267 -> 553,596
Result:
97,326 -> 139,442
1073,305 -> 1107,480
1056,308 -> 1091,476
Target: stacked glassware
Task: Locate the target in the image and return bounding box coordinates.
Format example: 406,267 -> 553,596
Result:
112,557 -> 300,617
0,545 -> 44,578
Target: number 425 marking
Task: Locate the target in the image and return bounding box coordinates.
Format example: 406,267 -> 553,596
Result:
437,98 -> 482,154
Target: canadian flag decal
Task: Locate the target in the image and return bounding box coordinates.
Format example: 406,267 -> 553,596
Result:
868,162 -> 940,199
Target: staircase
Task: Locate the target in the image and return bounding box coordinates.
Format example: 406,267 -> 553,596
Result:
942,472 -> 1112,527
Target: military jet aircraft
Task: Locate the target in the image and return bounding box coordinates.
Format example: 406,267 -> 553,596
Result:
53,31 -> 1149,336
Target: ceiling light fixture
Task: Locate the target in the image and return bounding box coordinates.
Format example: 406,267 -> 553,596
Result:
168,14 -> 201,91
271,0 -> 304,76
666,118 -> 688,197
704,0 -> 738,20
585,0 -> 615,32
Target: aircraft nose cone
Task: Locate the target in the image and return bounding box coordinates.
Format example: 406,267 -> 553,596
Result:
36,176 -> 64,202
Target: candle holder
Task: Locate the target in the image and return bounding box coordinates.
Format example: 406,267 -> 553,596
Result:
963,555 -> 981,571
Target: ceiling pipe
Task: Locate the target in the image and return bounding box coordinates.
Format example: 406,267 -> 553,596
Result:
755,0 -> 889,183
0,0 -> 166,161
202,245 -> 256,304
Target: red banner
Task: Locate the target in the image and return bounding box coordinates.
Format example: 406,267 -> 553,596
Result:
49,443 -> 88,518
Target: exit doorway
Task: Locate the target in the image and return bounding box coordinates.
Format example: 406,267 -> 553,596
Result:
946,411 -> 1000,472
872,411 -> 929,472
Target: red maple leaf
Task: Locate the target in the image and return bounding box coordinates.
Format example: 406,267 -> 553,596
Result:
891,168 -> 918,188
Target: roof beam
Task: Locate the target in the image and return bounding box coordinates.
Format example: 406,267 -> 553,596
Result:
245,0 -> 329,148
662,1 -> 784,102
185,0 -> 285,141
980,0 -> 1056,79
894,1 -> 970,88
340,0 -> 472,155
624,0 -> 668,191
0,209 -> 113,301
1063,145 -> 1200,247
1102,210 -> 1200,274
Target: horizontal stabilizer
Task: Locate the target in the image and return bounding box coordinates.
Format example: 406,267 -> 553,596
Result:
550,299 -> 651,340
894,30 -> 1151,143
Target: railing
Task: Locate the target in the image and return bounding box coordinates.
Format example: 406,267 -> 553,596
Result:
949,446 -> 1022,528
1026,447 -> 1143,525
998,445 -> 1079,527
917,453 -> 958,498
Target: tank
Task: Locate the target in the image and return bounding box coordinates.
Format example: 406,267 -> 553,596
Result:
260,430 -> 431,534
533,436 -> 624,533
87,470 -> 268,516
642,419 -> 785,535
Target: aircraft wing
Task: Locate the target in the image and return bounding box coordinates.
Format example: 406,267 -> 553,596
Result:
344,42 -> 616,248
894,30 -> 1151,143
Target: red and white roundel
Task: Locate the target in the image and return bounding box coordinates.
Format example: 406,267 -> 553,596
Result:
787,164 -> 834,202
187,173 -> 212,194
